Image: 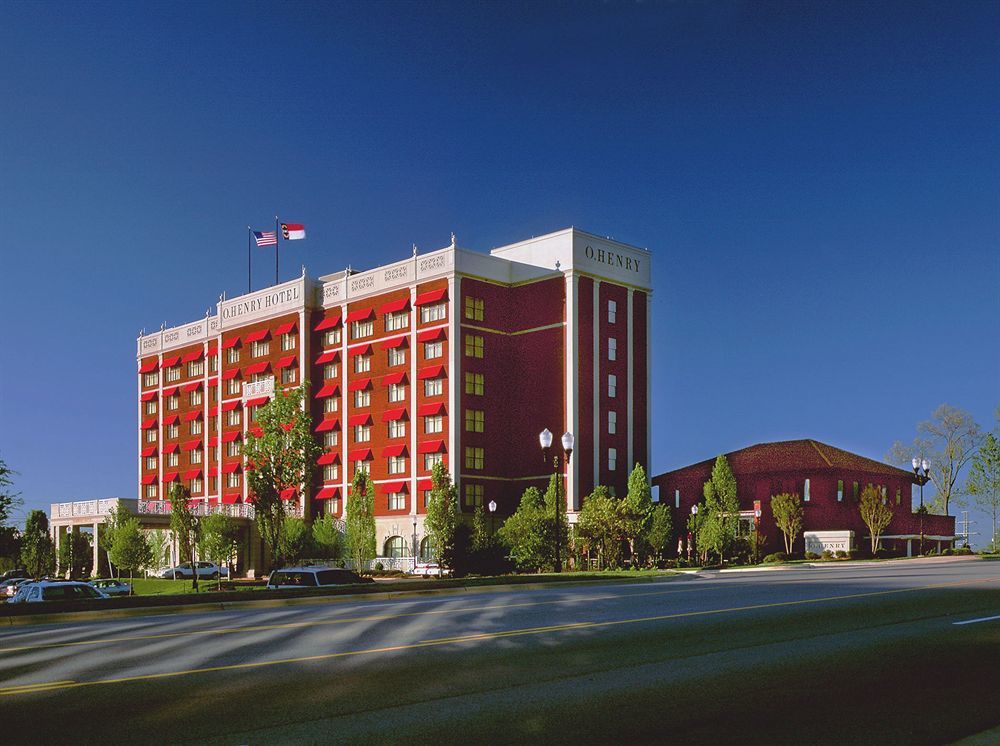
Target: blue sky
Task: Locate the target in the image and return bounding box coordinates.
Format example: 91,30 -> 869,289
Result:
1,1 -> 997,542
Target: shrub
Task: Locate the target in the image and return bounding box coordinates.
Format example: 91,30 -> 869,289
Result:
835,550 -> 848,559
954,547 -> 973,556
943,548 -> 954,556
374,561 -> 384,572
762,552 -> 788,564
805,551 -> 821,560
847,550 -> 858,560
821,550 -> 834,560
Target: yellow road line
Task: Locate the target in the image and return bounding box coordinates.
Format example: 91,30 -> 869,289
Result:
1,575 -> 994,698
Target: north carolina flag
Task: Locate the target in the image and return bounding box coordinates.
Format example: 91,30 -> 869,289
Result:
281,222 -> 306,240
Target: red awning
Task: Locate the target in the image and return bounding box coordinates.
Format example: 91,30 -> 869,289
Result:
347,344 -> 371,357
415,287 -> 447,306
317,451 -> 340,465
418,364 -> 445,380
222,368 -> 241,380
348,448 -> 373,462
182,439 -> 202,452
244,329 -> 270,343
182,349 -> 203,363
277,355 -> 297,369
161,355 -> 180,368
182,410 -> 202,422
417,478 -> 433,491
221,400 -> 241,411
140,391 -> 157,402
381,371 -> 407,386
315,350 -> 339,365
162,387 -> 179,397
222,336 -> 241,349
207,377 -> 218,387
345,307 -> 375,323
206,434 -> 218,447
222,462 -> 241,474
381,408 -> 408,422
140,446 -> 157,457
248,424 -> 263,437
221,493 -> 240,504
418,440 -> 447,454
280,488 -> 297,501
163,471 -> 180,483
314,313 -> 342,331
222,430 -> 241,443
244,361 -> 271,376
315,417 -> 340,432
139,359 -> 159,373
381,444 -> 408,458
315,383 -> 339,398
141,474 -> 156,485
347,378 -> 371,392
162,414 -> 179,426
182,381 -> 202,392
163,442 -> 180,454
274,321 -> 297,335
381,336 -> 408,350
207,340 -> 218,354
246,396 -> 270,408
417,402 -> 446,417
183,468 -> 202,480
207,465 -> 218,477
207,497 -> 219,506
347,413 -> 372,427
416,326 -> 446,343
378,297 -> 410,315
141,417 -> 157,430
382,480 -> 409,493
315,486 -> 340,501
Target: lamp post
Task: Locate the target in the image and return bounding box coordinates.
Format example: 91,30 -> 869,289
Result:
690,504 -> 699,564
912,457 -> 930,556
539,428 -> 574,573
488,500 -> 497,536
412,515 -> 418,569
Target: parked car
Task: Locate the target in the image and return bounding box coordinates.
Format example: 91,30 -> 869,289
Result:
1,577 -> 28,598
7,580 -> 109,603
90,579 -> 132,596
266,566 -> 375,589
408,562 -> 451,577
0,568 -> 27,582
157,562 -> 229,580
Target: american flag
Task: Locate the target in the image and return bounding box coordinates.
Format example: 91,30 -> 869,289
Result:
253,230 -> 277,247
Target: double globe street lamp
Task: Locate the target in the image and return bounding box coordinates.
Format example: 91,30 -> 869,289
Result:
539,428 -> 574,573
912,457 -> 931,556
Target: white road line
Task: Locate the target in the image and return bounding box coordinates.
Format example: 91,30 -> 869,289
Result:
952,614 -> 1000,626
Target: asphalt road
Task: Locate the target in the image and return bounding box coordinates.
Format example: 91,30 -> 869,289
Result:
1,558 -> 998,745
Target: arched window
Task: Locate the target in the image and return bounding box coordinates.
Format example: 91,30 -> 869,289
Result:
384,536 -> 406,558
419,536 -> 436,561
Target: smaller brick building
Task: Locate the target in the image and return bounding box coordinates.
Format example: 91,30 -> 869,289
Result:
652,440 -> 956,557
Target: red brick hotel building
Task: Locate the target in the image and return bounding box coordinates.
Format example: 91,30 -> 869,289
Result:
136,229 -> 652,561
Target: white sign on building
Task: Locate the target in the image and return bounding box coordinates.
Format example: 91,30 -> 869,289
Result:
804,530 -> 854,554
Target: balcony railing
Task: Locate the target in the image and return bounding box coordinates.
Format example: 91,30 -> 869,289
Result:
138,500 -> 258,520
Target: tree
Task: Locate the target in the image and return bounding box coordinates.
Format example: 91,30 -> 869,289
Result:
425,461 -> 459,566
20,510 -> 55,578
242,384 -> 322,570
770,492 -> 803,555
543,472 -> 570,569
169,483 -> 200,591
859,484 -> 893,554
147,529 -> 172,571
345,468 -> 376,574
645,504 -> 673,564
100,504 -> 134,579
281,516 -> 313,566
620,464 -> 653,564
0,456 -> 22,531
58,530 -> 92,579
109,518 -> 152,593
312,514 -> 344,561
200,512 -> 241,589
471,505 -> 489,552
498,486 -> 550,572
700,455 -> 741,564
577,486 -> 621,569
966,432 -> 1000,552
888,404 -> 983,515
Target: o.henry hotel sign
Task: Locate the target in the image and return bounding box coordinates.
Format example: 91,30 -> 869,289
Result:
222,285 -> 302,323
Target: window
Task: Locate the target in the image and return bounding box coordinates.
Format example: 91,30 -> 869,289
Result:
354,354 -> 371,373
424,378 -> 443,397
464,409 -> 484,433
464,296 -> 484,321
146,429 -> 157,443
880,485 -> 887,504
388,493 -> 406,511
167,424 -> 179,439
281,333 -> 296,351
251,340 -> 269,358
424,340 -> 443,359
189,478 -> 202,494
388,419 -> 406,439
608,448 -> 617,471
385,311 -> 409,332
422,490 -> 432,509
190,390 -> 203,407
355,424 -> 371,442
464,483 -> 484,507
145,400 -> 157,415
352,319 -> 374,339
226,409 -> 241,426
227,347 -> 240,364
188,360 -> 204,377
210,446 -> 218,463
425,415 -> 443,434
388,455 -> 406,474
608,338 -> 617,361
608,300 -> 617,324
165,366 -> 181,383
143,372 -> 159,387
227,472 -> 241,489
608,374 -> 617,398
388,383 -> 406,403
323,397 -> 339,413
226,378 -> 241,396
465,372 -> 484,396
354,389 -> 370,408
281,367 -> 297,385
209,477 -> 217,493
421,303 -> 446,323
145,456 -> 156,470
167,452 -> 179,467
323,463 -> 339,482
323,363 -> 339,380
209,356 -> 218,373
675,489 -> 680,509
211,387 -> 217,403
353,461 -> 368,477
465,447 -> 484,470
895,487 -> 901,505
145,483 -> 158,498
323,431 -> 339,448
424,452 -> 443,470
167,395 -> 179,411
837,479 -> 844,502
608,411 -> 617,434
324,328 -> 342,347
852,481 -> 859,502
227,440 -> 240,458
388,347 -> 406,367
465,334 -> 484,358
190,448 -> 203,464
190,419 -> 203,436
804,478 -> 811,502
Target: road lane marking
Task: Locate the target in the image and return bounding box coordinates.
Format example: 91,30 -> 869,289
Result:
952,614 -> 1000,626
1,576 -> 996,697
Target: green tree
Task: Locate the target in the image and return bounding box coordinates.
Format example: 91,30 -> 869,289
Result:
100,503 -> 134,578
543,472 -> 570,569
645,504 -> 673,563
700,455 -> 740,564
200,512 -> 241,589
242,384 -> 322,570
109,518 -> 152,592
859,484 -> 893,554
620,464 -> 653,564
345,469 -> 376,574
967,432 -> 1000,552
425,461 -> 459,566
888,404 -> 983,515
312,514 -> 344,561
281,516 -> 314,565
471,505 -> 489,552
169,483 -> 200,591
499,486 -> 551,572
770,492 -> 803,555
20,510 -> 55,578
147,529 -> 172,571
0,456 -> 22,531
577,486 -> 621,569
57,529 -> 92,579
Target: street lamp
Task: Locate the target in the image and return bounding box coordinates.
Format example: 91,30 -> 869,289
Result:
539,428 -> 574,573
488,500 -> 497,536
412,515 -> 418,568
689,504 -> 698,563
912,457 -> 931,556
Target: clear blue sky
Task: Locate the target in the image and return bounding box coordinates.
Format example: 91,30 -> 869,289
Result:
1,1 -> 997,542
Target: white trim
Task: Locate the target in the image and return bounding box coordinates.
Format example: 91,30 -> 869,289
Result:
627,287 -> 634,472
592,279 -> 601,493
645,288 -> 652,471
566,273 -> 579,512
448,276 -> 459,493
409,283 -> 419,518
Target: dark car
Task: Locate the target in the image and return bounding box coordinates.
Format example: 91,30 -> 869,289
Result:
266,566 -> 375,589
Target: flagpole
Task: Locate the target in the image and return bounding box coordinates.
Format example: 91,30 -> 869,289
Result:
274,215 -> 280,285
247,226 -> 252,294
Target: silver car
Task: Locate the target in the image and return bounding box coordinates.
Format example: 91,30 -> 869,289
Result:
157,562 -> 229,580
8,581 -> 109,603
